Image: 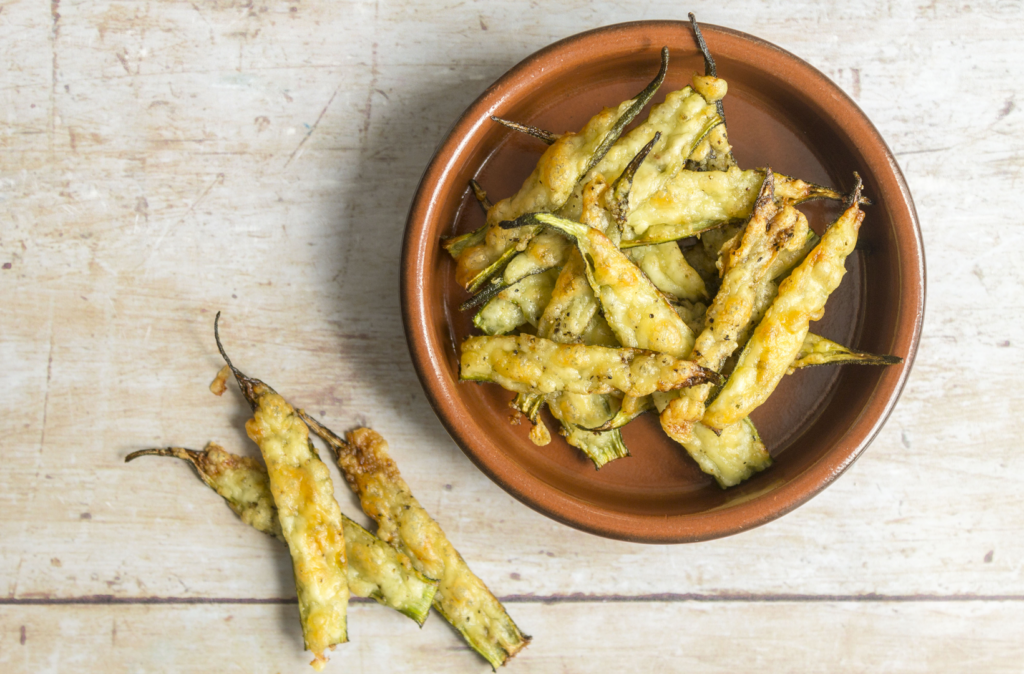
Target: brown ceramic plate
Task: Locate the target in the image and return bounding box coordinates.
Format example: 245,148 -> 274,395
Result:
401,21 -> 924,543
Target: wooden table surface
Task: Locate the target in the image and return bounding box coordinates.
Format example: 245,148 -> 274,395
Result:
3,1 -> 1023,671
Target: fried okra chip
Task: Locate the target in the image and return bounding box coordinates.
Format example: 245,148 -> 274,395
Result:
622,167 -> 841,247
214,314 -> 348,670
508,213 -> 696,359
461,334 -> 719,398
662,172 -> 807,441
656,174 -> 806,486
703,178 -> 869,431
298,416 -> 531,670
124,444 -> 437,625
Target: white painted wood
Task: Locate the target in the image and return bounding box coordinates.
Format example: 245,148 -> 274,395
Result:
3,601 -> 1023,673
2,0 -> 1023,670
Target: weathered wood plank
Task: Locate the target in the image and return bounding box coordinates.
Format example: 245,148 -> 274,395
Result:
3,600 -> 1023,673
3,0 -> 1024,669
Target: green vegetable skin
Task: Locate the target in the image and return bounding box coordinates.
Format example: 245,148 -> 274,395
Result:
124,444 -> 437,625
299,415 -> 530,670
789,333 -> 903,371
703,180 -> 868,431
214,316 -> 348,670
460,334 -> 719,397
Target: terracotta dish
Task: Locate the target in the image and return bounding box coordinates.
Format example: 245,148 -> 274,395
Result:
401,21 -> 924,543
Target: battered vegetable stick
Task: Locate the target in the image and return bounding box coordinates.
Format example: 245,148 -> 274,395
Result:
659,175 -> 804,486
627,242 -> 708,302
460,334 -> 719,397
214,314 -> 349,670
686,13 -> 736,172
516,176 -> 628,466
505,212 -> 696,359
703,177 -> 867,431
297,416 -> 531,670
622,166 -> 841,246
473,268 -> 559,335
453,48 -> 670,292
593,333 -> 899,434
124,444 -> 438,625
661,172 -> 805,442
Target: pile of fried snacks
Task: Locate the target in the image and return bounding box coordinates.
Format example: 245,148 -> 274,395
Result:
447,16 -> 901,486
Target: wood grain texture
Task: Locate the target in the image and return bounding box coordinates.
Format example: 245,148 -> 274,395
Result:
2,0 -> 1023,670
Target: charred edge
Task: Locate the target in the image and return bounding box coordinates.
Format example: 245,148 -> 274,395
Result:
459,281 -> 507,312
795,354 -> 904,370
214,312 -> 262,411
611,131 -> 661,223
296,409 -> 350,459
689,13 -> 726,125
697,367 -> 723,387
689,13 -> 716,77
845,172 -> 865,210
498,213 -> 540,231
794,183 -> 846,204
123,447 -> 215,490
641,47 -> 671,104
124,447 -> 201,464
469,179 -> 492,211
489,116 -> 559,145
755,167 -> 776,213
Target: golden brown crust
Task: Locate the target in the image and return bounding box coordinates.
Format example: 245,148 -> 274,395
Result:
209,365 -> 230,396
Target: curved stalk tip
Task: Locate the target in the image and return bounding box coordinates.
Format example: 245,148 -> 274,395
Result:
213,312 -> 262,410
689,14 -> 727,125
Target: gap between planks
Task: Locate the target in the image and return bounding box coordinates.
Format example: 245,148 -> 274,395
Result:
4,593 -> 1024,606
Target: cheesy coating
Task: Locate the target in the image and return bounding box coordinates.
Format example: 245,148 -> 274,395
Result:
460,334 -> 717,397
661,181 -> 808,441
527,213 -> 695,359
536,249 -> 599,344
679,419 -> 771,488
125,444 -> 437,624
299,419 -> 531,670
500,230 -> 572,286
455,75 -> 716,292
473,268 -> 559,335
627,242 -> 708,302
623,167 -> 842,246
245,386 -> 349,670
455,99 -> 634,290
702,192 -> 866,431
559,87 -> 721,224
